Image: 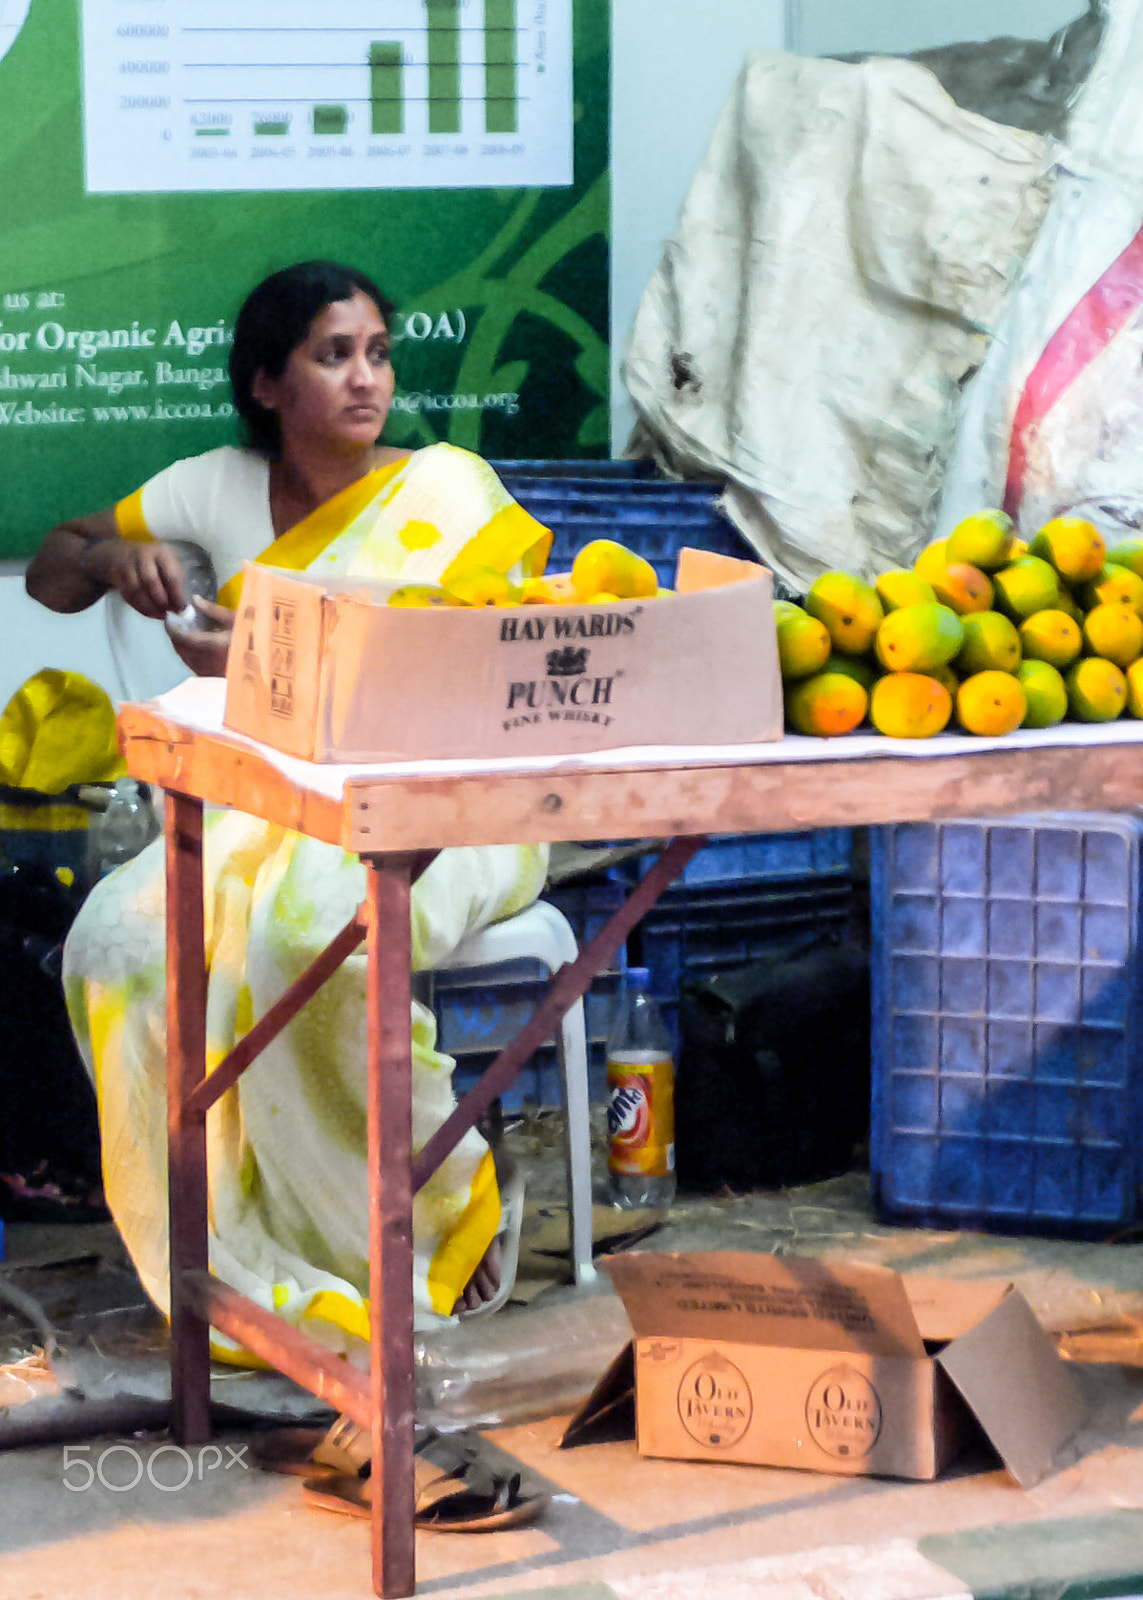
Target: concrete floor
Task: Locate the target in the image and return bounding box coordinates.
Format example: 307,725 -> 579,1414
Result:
3,1115 -> 1143,1600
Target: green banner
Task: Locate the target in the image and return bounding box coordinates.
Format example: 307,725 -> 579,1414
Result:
0,0 -> 609,559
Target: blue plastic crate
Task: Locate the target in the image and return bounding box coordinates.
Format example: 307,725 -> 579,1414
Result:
509,482 -> 725,510
870,813 -> 1143,1238
435,962 -> 623,1057
490,458 -> 657,480
629,829 -> 854,891
436,959 -> 623,1109
497,478 -> 751,589
543,876 -> 629,949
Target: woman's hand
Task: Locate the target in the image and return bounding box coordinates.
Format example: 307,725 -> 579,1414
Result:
82,537 -> 191,619
26,511 -> 192,618
166,598 -> 235,678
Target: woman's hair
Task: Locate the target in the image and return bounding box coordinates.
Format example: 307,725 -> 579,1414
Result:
229,260 -> 397,455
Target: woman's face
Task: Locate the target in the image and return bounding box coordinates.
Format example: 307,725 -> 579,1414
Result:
252,291 -> 394,456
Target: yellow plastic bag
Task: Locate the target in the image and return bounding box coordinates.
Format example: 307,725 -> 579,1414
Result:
0,670 -> 125,792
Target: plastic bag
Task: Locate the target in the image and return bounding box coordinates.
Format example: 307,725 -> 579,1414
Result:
415,1284 -> 632,1430
938,0 -> 1143,537
623,50 -> 1054,588
0,670 -> 123,791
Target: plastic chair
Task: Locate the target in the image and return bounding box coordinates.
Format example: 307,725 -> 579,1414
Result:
433,899 -> 597,1286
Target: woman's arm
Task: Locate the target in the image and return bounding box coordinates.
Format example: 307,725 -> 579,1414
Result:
26,510 -> 192,619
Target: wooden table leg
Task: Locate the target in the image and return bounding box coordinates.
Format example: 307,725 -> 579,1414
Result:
365,856 -> 417,1599
166,792 -> 212,1445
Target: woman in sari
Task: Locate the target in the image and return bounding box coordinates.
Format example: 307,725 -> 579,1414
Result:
25,260 -> 553,1355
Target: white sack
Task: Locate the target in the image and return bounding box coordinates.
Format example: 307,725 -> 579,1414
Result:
623,52 -> 1054,589
937,0 -> 1143,539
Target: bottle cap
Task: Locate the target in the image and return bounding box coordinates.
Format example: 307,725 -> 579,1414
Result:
627,966 -> 651,987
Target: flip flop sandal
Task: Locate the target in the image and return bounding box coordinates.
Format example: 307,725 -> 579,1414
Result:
300,1467 -> 549,1532
311,1413 -> 371,1473
294,1425 -> 472,1508
250,1415 -> 369,1481
416,1466 -> 550,1532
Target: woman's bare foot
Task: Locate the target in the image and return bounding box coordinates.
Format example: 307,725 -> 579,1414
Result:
455,1235 -> 502,1315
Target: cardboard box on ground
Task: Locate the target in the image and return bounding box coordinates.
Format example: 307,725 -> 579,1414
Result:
562,1252 -> 1086,1487
223,550 -> 782,762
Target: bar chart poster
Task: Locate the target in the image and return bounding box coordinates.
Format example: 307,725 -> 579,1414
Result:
82,0 -> 574,193
0,0 -> 609,559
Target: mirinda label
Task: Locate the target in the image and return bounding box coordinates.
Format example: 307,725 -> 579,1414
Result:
607,1052 -> 675,1176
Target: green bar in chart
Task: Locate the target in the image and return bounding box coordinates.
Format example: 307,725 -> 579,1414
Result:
194,127 -> 229,138
425,0 -> 460,135
484,0 -> 517,133
369,43 -> 403,135
313,104 -> 348,137
253,119 -> 289,136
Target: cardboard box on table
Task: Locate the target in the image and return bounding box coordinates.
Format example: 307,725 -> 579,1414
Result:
561,1253 -> 1086,1487
223,549 -> 781,762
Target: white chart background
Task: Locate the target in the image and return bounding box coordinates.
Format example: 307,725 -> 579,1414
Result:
0,0 -> 31,67
81,0 -> 573,194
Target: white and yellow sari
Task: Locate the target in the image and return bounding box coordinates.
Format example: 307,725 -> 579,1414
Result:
64,444 -> 552,1361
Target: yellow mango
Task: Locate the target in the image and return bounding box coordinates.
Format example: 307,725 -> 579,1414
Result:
876,569 -> 936,613
1081,602 -> 1143,668
1107,537 -> 1143,579
805,571 -> 884,656
945,509 -> 1015,570
992,557 -> 1060,620
874,603 -> 964,673
930,562 -> 994,616
1017,660 -> 1068,729
784,672 -> 868,737
956,611 -> 1021,675
1019,609 -> 1082,669
776,612 -> 832,680
955,671 -> 1026,737
1066,656 -> 1127,722
520,573 -> 579,605
869,673 -> 952,738
1031,517 -> 1106,583
1077,563 -> 1143,617
571,539 -> 657,601
913,540 -> 949,584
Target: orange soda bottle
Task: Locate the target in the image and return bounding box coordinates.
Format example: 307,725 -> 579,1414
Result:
606,967 -> 676,1209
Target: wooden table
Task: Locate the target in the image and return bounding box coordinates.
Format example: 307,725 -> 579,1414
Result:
118,680 -> 1143,1597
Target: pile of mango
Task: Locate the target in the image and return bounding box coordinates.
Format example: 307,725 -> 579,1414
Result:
780,511 -> 1143,738
390,539 -> 666,608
